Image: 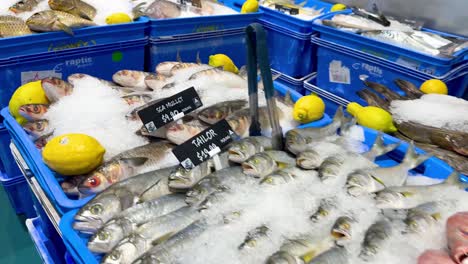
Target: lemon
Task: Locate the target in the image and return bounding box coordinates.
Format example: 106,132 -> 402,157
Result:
208,54 -> 239,74
347,102 -> 397,133
331,3 -> 347,12
420,79 -> 448,95
9,81 -> 50,125
42,134 -> 105,176
293,94 -> 325,123
106,13 -> 132,25
241,0 -> 259,14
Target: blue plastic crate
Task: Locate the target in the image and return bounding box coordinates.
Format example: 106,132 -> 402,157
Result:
0,18 -> 148,59
147,0 -> 261,38
311,36 -> 468,104
312,10 -> 468,76
303,73 -> 348,116
26,216 -> 68,264
0,38 -> 147,110
0,172 -> 36,218
272,69 -> 315,94
0,125 -> 21,176
149,28 -> 246,72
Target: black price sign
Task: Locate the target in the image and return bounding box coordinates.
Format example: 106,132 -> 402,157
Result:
172,120 -> 236,169
274,4 -> 299,15
137,87 -> 203,133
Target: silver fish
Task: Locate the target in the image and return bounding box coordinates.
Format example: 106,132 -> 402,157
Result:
121,93 -> 153,106
307,246 -> 348,264
241,150 -> 295,178
228,136 -> 273,163
165,119 -> 208,145
41,77 -> 73,103
359,219 -> 393,261
168,159 -> 214,190
197,100 -> 248,125
260,166 -> 318,185
112,70 -> 151,90
331,216 -> 356,243
268,235 -> 335,264
155,61 -> 180,76
18,104 -> 49,121
239,225 -> 270,250
404,201 -> 456,234
310,197 -> 338,223
22,119 -> 52,139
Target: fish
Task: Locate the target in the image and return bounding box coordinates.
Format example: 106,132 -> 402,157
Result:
121,92 -> 153,106
331,216 -> 355,243
185,166 -> 247,204
9,0 -> 40,13
22,119 -> 52,139
446,212 -> 468,264
260,166 -> 318,185
18,104 -> 49,121
48,0 -> 97,20
155,61 -> 181,76
26,10 -> 96,35
73,167 -> 175,233
168,63 -> 213,82
0,17 -> 32,37
356,88 -> 391,111
261,0 -> 324,17
112,70 -> 151,90
310,197 -> 337,223
318,155 -> 355,183
78,141 -> 177,195
394,79 -> 424,99
165,119 -> 208,145
359,219 -> 393,261
285,107 -> 346,154
41,77 -> 73,102
375,171 -> 468,209
144,74 -> 174,91
228,136 -> 273,163
144,0 -> 182,19
346,142 -> 431,196
197,100 -> 248,125
404,201 -> 455,234
61,175 -> 87,196
241,150 -> 295,178
188,68 -> 248,88
307,246 -> 348,264
418,250 -> 456,264
132,220 -> 207,264
238,225 -> 270,250
362,132 -> 401,161
101,206 -> 200,264
168,159 -> 214,190
87,194 -> 186,253
363,80 -> 404,101
268,235 -> 335,264
33,132 -> 53,150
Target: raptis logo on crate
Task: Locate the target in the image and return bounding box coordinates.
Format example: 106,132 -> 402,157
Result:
48,39 -> 97,52
352,62 -> 383,77
65,57 -> 94,68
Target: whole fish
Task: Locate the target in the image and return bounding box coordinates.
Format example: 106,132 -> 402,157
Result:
188,68 -> 247,88
394,79 -> 424,99
346,143 -> 430,196
307,246 -> 348,264
101,206 -> 200,264
267,235 -> 335,264
144,0 -> 181,19
26,10 -> 96,35
241,150 -> 295,178
121,93 -> 153,106
375,171 -> 467,209
238,225 -> 270,250
310,197 -> 337,223
197,100 -> 248,125
404,201 -> 455,234
356,88 -> 391,111
144,74 -> 174,91
228,136 -> 273,163
0,17 -> 32,37
168,159 -> 214,190
155,61 -> 180,76
73,167 -> 175,233
226,106 -> 285,138
87,194 -> 186,253
363,80 -> 404,101
9,0 -> 41,13
165,119 -> 208,145
446,212 -> 468,264
78,141 -> 177,195
185,166 -> 247,204
132,220 -> 207,264
48,0 -> 97,20
18,104 -> 49,121
318,155 -> 349,183
359,219 -> 393,261
41,77 -> 73,102
112,70 -> 151,90
362,132 -> 401,161
260,167 -> 318,185
169,63 -> 213,83
331,216 -> 355,243
418,250 -> 456,264
285,107 -> 346,154
22,119 -> 52,139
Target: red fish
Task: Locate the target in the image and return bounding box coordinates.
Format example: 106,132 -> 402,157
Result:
418,250 -> 456,264
447,212 -> 468,264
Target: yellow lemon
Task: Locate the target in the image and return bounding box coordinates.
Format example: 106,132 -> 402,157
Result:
331,3 -> 347,12
347,102 -> 397,133
9,81 -> 50,125
106,13 -> 132,25
208,54 -> 239,74
241,0 -> 259,14
293,94 -> 325,123
42,134 -> 105,176
420,79 -> 448,95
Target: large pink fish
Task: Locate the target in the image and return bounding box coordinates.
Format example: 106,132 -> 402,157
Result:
447,212 -> 468,264
418,250 -> 456,264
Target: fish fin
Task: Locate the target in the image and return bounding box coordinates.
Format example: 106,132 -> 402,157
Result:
283,90 -> 294,106
332,106 -> 345,123
137,178 -> 163,202
366,133 -> 400,159
431,212 -> 442,221
238,65 -> 247,78
301,250 -> 317,263
371,175 -> 386,188
401,142 -> 431,169
56,20 -> 74,36
176,50 -> 182,62
400,191 -> 415,197
276,162 -> 290,169
120,157 -> 149,167
132,2 -> 146,19
79,10 -> 93,20
151,232 -> 175,246
443,170 -> 461,185
196,51 -> 201,64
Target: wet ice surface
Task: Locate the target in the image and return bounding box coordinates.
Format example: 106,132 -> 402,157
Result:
391,94 -> 468,133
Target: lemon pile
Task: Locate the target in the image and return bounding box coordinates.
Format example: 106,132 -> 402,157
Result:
293,94 -> 325,123
347,102 -> 397,133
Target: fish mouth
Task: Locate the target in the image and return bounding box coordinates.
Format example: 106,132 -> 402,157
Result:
296,158 -> 317,170
346,185 -> 366,197
331,228 -> 351,240
456,250 -> 468,264
88,240 -> 114,254
72,217 -> 103,234
228,150 -> 244,162
241,163 -> 258,176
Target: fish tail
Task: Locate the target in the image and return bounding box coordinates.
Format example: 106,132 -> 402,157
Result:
401,142 -> 431,169
443,170 -> 468,189
369,132 -> 401,157
332,106 -> 346,123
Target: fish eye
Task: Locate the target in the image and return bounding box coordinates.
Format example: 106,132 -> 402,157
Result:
36,123 -> 43,130
110,251 -> 121,260
241,145 -> 246,150
254,159 -> 259,164
247,240 -> 257,247
341,223 -> 350,230
33,105 -> 39,112
90,204 -> 103,215
87,176 -> 101,187
319,209 -> 328,216
98,231 -> 110,241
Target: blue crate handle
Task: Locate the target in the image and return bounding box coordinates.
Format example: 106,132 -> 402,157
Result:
245,23 -> 283,150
